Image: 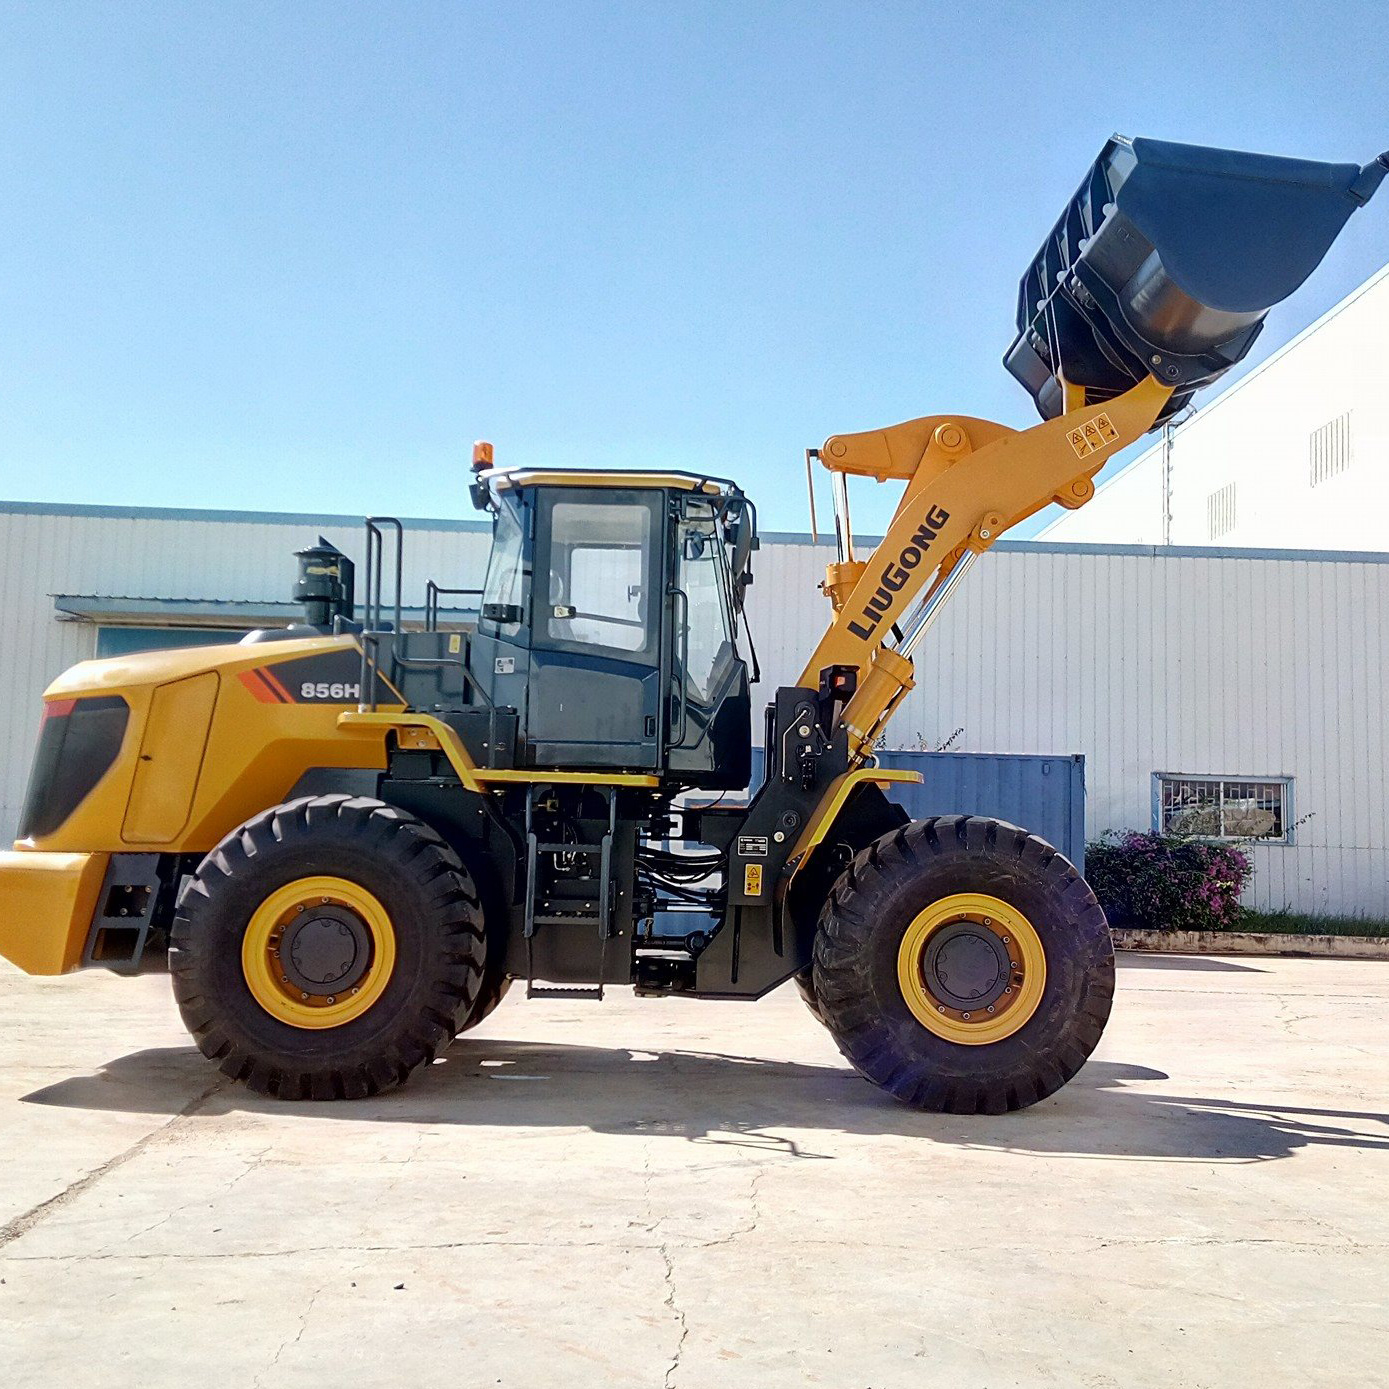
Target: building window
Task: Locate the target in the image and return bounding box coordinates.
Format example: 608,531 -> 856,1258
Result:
1154,774 -> 1292,843
95,626 -> 249,658
1206,482 -> 1236,540
1309,410 -> 1353,487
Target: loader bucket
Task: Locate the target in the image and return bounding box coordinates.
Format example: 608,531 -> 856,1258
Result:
1005,136 -> 1388,424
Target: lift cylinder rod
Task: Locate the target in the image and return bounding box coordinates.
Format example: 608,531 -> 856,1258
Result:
838,550 -> 980,762
896,550 -> 979,660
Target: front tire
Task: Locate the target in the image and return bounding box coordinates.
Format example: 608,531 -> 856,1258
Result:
812,816 -> 1113,1114
458,974 -> 513,1033
170,794 -> 486,1100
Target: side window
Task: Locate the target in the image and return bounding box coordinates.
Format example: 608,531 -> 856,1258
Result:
1154,774 -> 1292,843
545,498 -> 656,655
676,503 -> 734,703
481,501 -> 527,639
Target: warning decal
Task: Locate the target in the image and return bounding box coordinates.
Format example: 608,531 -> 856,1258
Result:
1066,412 -> 1120,459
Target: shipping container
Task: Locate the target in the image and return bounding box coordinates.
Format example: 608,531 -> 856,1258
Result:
747,747 -> 1086,871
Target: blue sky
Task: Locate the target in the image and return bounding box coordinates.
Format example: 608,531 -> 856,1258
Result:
2,1 -> 1386,536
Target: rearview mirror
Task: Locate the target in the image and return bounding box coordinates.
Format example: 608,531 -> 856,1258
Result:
729,504 -> 757,609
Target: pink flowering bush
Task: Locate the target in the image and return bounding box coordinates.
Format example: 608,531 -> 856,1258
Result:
1086,830 -> 1252,932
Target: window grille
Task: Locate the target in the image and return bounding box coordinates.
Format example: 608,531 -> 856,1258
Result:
1154,774 -> 1291,843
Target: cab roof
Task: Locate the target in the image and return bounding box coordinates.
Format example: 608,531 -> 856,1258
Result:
483,467 -> 737,497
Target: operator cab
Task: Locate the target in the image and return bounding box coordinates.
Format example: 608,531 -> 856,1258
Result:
467,467 -> 755,787
354,461 -> 757,790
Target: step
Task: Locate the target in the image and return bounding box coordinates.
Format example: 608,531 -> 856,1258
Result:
527,983 -> 605,1000
530,913 -> 604,928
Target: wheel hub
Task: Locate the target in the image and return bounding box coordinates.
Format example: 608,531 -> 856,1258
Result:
278,909 -> 371,996
896,892 -> 1047,1046
923,924 -> 1013,1011
241,876 -> 397,1030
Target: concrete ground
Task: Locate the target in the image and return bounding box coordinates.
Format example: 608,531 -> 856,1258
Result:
1,955 -> 1385,1388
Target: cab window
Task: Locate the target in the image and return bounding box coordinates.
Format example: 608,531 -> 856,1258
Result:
676,501 -> 736,703
480,497 -> 527,640
539,492 -> 660,658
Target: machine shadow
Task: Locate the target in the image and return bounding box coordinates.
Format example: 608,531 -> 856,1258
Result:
1115,953 -> 1268,973
22,1038 -> 1389,1165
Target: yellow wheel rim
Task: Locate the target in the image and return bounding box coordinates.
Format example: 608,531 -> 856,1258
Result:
241,875 -> 397,1030
896,892 -> 1046,1046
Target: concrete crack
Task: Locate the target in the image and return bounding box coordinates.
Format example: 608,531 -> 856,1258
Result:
94,1143 -> 272,1257
659,1241 -> 689,1389
0,1079 -> 225,1253
254,1281 -> 324,1389
9,1231 -> 1387,1266
641,1139 -> 687,1387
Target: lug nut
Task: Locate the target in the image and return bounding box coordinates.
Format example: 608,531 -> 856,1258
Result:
326,996 -> 336,1004
301,992 -> 310,1000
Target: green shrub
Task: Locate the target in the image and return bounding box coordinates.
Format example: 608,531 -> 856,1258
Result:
1085,830 -> 1251,932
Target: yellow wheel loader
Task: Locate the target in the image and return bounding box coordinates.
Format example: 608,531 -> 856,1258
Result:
2,137 -> 1384,1111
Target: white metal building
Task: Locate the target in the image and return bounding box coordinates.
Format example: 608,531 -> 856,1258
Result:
1038,262 -> 1389,549
2,500 -> 1387,916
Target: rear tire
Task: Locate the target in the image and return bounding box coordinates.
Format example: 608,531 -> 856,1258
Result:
812,816 -> 1113,1114
793,967 -> 826,1026
170,794 -> 486,1100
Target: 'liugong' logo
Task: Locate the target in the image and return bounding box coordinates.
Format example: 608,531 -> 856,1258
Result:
846,506 -> 951,641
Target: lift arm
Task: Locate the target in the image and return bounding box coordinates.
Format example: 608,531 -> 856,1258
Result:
797,133 -> 1387,766
799,375 -> 1173,763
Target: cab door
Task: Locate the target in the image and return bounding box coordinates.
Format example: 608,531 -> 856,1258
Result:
524,487 -> 665,770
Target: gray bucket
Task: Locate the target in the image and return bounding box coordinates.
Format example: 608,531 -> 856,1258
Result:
1005,135 -> 1387,424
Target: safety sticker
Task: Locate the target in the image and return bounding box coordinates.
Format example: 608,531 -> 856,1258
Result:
1067,412 -> 1119,459
737,835 -> 769,857
494,656 -> 516,674
743,863 -> 764,896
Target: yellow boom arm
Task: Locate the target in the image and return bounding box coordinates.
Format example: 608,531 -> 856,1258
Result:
802,375 -> 1173,762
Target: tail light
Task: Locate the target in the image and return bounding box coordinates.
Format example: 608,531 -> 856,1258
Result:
17,695 -> 130,840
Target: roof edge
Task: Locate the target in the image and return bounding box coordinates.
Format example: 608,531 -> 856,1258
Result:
0,499 -> 488,530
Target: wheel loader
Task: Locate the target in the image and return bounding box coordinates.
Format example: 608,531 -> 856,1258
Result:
1,136 -> 1384,1112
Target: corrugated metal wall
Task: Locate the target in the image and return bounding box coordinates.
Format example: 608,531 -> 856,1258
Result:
740,537 -> 1389,917
3,504 -> 1386,916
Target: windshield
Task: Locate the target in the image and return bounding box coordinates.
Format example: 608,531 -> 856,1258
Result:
481,497 -> 526,638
